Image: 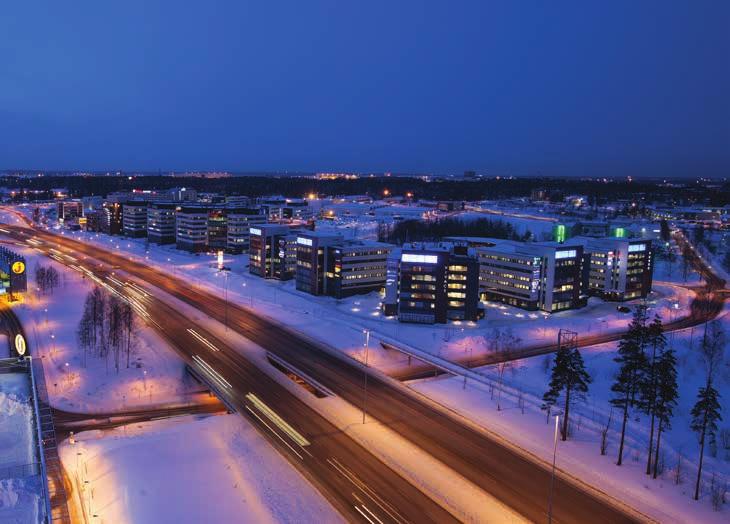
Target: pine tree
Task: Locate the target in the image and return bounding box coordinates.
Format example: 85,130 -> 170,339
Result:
542,346 -> 591,441
611,305 -> 648,466
691,383 -> 722,500
652,347 -> 678,478
639,315 -> 667,475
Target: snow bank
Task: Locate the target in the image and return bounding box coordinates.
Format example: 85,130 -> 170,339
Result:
59,414 -> 341,524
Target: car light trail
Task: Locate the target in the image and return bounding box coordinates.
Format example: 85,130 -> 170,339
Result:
187,328 -> 220,352
245,393 -> 310,448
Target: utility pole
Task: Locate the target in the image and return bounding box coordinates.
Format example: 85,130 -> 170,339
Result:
548,414 -> 560,524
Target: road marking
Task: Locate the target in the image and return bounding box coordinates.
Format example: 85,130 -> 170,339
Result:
245,393 -> 310,448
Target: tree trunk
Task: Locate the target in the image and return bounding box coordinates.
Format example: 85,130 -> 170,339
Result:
694,426 -> 706,500
652,422 -> 662,479
646,410 -> 656,475
617,401 -> 629,466
562,385 -> 571,441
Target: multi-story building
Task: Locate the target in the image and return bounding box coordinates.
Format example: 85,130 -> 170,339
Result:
101,202 -> 123,235
56,201 -> 83,223
390,243 -> 481,324
295,232 -> 343,295
578,237 -> 653,301
176,206 -> 209,252
324,241 -> 391,298
467,239 -> 584,313
226,207 -> 266,254
293,232 -> 392,298
84,210 -> 103,232
207,209 -> 228,251
123,200 -> 148,237
249,224 -> 300,279
147,202 -> 177,244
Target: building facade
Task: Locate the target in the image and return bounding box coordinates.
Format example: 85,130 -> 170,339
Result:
207,209 -> 228,251
176,206 -> 209,252
391,243 -> 481,324
123,201 -> 148,237
249,224 -> 299,279
147,202 -> 177,244
101,202 -> 123,235
226,208 -> 266,254
579,238 -> 653,301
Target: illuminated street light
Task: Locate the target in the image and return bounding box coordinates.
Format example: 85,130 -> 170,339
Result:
548,414 -> 560,524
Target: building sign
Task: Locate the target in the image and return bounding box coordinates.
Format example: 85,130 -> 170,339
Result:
614,227 -> 626,238
297,237 -> 313,246
11,261 -> 25,274
14,334 -> 26,356
555,249 -> 576,259
554,224 -> 566,243
628,243 -> 646,252
401,253 -> 438,264
249,227 -> 262,236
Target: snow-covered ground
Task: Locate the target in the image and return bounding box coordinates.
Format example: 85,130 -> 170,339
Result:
0,370 -> 44,523
10,245 -> 202,413
408,322 -> 730,522
59,413 -> 341,524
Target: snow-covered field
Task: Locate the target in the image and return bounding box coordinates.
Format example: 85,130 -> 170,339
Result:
0,370 -> 43,523
408,322 -> 730,522
59,413 -> 341,524
10,246 -> 201,414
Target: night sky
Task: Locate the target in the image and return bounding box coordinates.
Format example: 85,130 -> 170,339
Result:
1,1 -> 728,177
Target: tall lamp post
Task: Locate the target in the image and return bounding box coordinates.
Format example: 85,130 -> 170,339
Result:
362,329 -> 370,424
548,414 -> 560,524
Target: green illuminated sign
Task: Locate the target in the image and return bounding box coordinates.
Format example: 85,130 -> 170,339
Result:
614,227 -> 626,238
554,224 -> 566,243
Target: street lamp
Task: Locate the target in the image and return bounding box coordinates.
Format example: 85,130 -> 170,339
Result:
548,414 -> 560,524
362,329 -> 370,424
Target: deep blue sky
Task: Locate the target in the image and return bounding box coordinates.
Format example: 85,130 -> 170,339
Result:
1,1 -> 728,177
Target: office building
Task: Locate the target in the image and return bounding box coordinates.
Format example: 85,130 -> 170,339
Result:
207,209 -> 228,251
123,201 -> 148,237
383,243 -> 480,324
470,239 -> 584,312
83,210 -> 102,232
578,237 -> 653,301
293,232 -> 391,299
176,206 -> 209,252
324,241 -> 392,299
147,202 -> 177,244
56,201 -> 83,223
295,232 -> 343,295
249,224 -> 299,279
101,202 -> 123,235
227,207 -> 266,253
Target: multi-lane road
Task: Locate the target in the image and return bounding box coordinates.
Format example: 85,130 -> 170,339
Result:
1,215 -> 644,523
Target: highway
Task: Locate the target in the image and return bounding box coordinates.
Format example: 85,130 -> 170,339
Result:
0,217 -> 641,523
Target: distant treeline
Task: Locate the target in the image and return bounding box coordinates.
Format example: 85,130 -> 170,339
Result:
3,175 -> 730,206
379,217 -> 531,244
